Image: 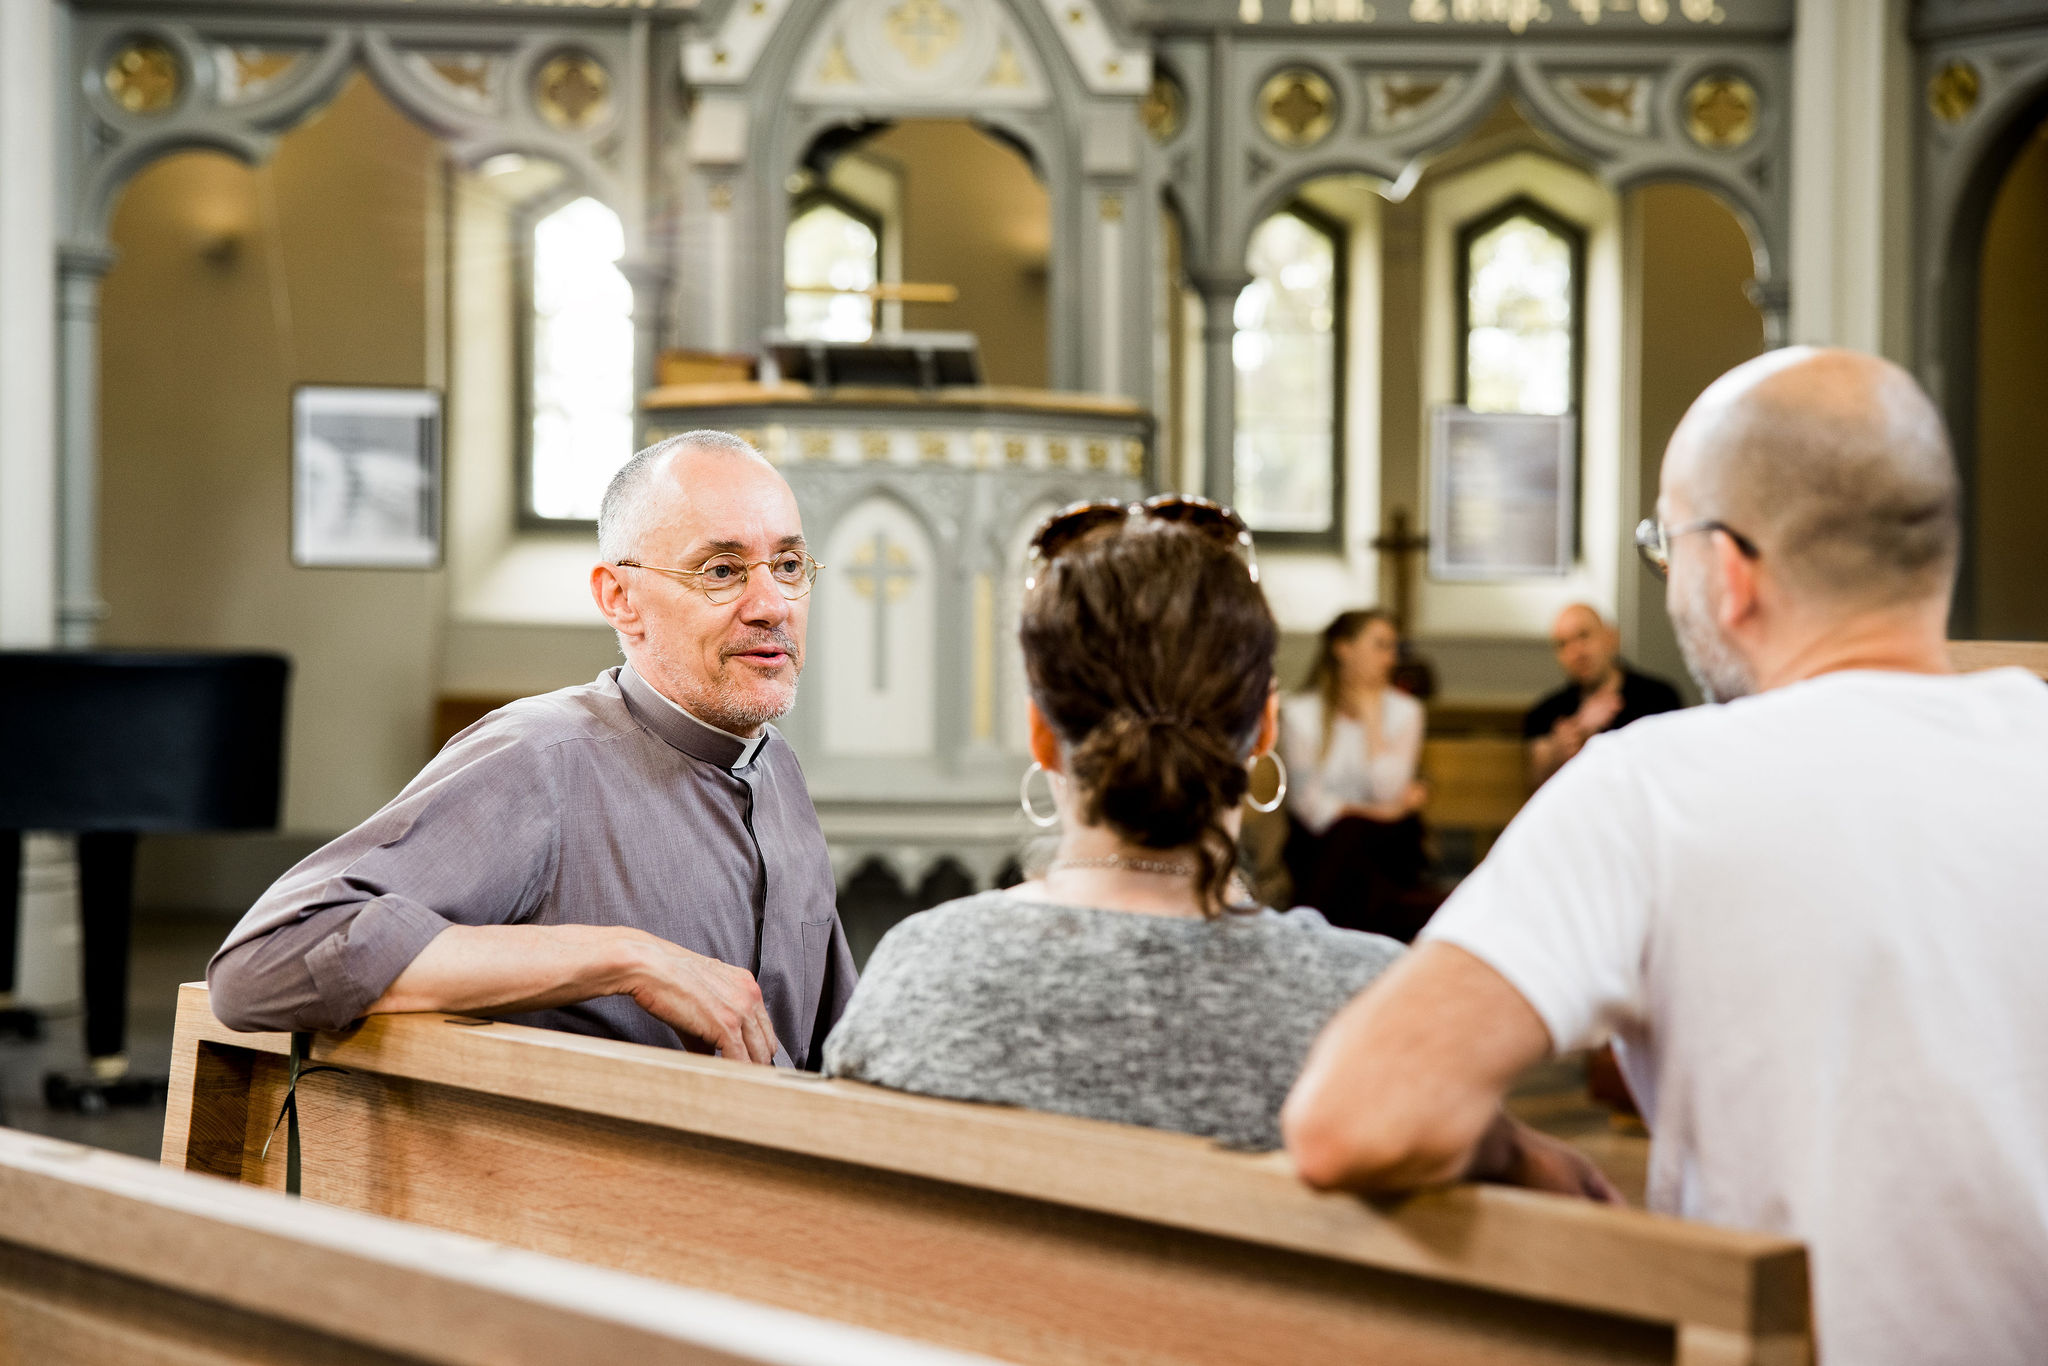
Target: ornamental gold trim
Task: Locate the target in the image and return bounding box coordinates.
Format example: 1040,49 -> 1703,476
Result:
1928,61 -> 1980,126
535,50 -> 612,132
1685,74 -> 1758,151
105,39 -> 182,116
1259,68 -> 1337,148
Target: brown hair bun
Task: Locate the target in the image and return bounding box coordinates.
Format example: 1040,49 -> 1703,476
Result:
1020,520 -> 1277,915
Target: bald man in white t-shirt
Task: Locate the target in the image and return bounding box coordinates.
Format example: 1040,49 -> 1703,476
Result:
1281,348 -> 2048,1366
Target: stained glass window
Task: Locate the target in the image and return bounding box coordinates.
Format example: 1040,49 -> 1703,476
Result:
1233,208 -> 1340,537
529,196 -> 635,522
785,197 -> 879,343
1461,203 -> 1579,415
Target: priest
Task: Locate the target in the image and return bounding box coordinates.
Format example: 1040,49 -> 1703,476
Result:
208,431 -> 855,1068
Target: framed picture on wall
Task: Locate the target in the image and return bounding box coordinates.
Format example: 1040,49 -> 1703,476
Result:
1428,406 -> 1576,580
291,385 -> 443,569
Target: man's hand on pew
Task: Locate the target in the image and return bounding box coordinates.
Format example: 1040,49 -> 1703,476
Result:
1468,1114 -> 1624,1205
366,923 -> 781,1064
1281,942 -> 1597,1199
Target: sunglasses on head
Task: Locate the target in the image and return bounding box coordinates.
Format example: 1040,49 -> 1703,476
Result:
1023,494 -> 1258,591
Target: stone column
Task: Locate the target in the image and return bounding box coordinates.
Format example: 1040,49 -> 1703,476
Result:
0,0 -> 58,648
1191,270 -> 1248,504
56,241 -> 117,646
0,0 -> 81,1011
1789,0 -> 1914,356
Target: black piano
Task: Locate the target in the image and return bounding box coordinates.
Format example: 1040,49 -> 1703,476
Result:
0,651 -> 289,1113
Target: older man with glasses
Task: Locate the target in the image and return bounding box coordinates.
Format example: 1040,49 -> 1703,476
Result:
1283,349 -> 2048,1365
210,431 -> 854,1069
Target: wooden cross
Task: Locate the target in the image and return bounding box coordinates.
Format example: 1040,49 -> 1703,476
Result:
847,532 -> 917,691
1369,507 -> 1429,634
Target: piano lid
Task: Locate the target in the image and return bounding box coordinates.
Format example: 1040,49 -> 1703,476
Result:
0,651 -> 290,833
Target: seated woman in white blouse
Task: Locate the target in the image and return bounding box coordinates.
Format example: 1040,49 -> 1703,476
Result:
1278,610 -> 1442,941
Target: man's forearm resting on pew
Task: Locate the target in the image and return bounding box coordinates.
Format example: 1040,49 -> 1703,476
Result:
1282,941 -> 1617,1201
214,920 -> 781,1064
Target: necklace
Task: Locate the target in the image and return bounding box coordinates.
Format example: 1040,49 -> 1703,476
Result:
1048,855 -> 1196,877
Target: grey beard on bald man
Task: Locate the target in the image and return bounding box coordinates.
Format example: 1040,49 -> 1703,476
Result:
1670,569 -> 1755,704
640,626 -> 804,735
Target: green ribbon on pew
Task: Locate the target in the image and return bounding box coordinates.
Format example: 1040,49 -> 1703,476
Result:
261,1032 -> 347,1198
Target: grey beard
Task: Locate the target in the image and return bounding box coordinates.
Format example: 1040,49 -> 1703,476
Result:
1671,570 -> 1755,704
636,632 -> 802,734
691,679 -> 798,735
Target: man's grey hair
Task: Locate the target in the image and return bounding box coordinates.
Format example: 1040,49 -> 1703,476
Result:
596,429 -> 768,563
1673,348 -> 1960,610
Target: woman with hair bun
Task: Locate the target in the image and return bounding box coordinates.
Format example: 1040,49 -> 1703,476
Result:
822,498 -> 1403,1151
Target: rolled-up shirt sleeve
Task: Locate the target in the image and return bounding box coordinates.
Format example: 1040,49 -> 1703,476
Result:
208,727 -> 563,1032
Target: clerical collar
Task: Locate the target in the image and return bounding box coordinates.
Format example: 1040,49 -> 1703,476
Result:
617,665 -> 768,770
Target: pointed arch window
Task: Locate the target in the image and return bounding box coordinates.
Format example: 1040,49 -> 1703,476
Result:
526,195 -> 636,523
1458,197 -> 1582,416
785,192 -> 882,343
1233,204 -> 1344,545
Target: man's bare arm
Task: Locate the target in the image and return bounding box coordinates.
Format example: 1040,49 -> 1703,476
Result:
369,923 -> 781,1064
1282,941 -> 1562,1191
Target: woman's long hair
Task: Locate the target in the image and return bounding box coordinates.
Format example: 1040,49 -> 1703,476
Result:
1020,522 -> 1276,917
1303,609 -> 1394,761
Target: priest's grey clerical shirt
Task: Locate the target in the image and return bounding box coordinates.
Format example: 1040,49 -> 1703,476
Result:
208,665 -> 856,1068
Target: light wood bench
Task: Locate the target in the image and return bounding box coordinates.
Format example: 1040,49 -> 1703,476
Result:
1950,639 -> 2048,678
1421,736 -> 1529,841
0,1124 -> 987,1366
164,984 -> 1811,1366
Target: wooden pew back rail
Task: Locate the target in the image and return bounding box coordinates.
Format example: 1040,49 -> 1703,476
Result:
165,985 -> 1811,1366
0,1126 -> 990,1366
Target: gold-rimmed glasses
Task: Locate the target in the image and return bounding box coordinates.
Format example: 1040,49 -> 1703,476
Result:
613,551 -> 824,605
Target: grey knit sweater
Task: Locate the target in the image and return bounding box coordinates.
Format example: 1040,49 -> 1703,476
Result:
821,891 -> 1403,1150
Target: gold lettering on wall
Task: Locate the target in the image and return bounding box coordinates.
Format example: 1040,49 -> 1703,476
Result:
1250,0 -> 1726,25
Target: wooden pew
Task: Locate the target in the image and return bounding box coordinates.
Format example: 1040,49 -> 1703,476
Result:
0,1125 -> 986,1366
164,985 -> 1811,1366
1420,735 -> 1529,847
1950,639 -> 2048,678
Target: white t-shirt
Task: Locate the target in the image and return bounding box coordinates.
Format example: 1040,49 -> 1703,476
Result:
1279,690 -> 1425,834
1422,668 -> 2048,1366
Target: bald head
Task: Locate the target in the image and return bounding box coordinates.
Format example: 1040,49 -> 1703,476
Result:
1662,348 -> 1958,610
1550,603 -> 1619,689
598,430 -> 776,564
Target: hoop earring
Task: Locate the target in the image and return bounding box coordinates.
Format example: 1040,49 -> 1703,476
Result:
1020,761 -> 1062,828
1245,751 -> 1288,814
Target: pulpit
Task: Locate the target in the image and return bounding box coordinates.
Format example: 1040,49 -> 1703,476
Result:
641,377 -> 1153,898
0,650 -> 289,1113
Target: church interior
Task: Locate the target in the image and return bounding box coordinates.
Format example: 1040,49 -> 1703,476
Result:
1,0 -> 2046,1361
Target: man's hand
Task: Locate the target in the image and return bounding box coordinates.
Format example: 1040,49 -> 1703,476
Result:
620,935 -> 781,1065
1573,688 -> 1624,736
1469,1113 -> 1625,1205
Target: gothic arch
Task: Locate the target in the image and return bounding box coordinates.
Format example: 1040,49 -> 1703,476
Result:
1918,50 -> 2048,633
67,16 -> 638,247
